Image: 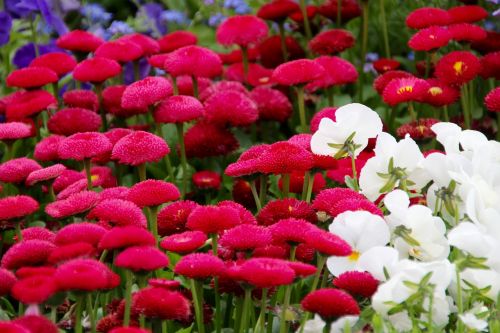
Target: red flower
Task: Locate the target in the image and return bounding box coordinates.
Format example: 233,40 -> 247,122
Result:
424,79 -> 460,107
48,242 -> 96,264
15,266 -> 56,278
54,258 -> 118,291
288,261 -> 317,277
448,5 -> 488,24
216,15 -> 268,47
99,186 -> 130,201
256,141 -> 314,174
0,195 -> 39,220
110,328 -> 150,333
204,90 -> 258,127
5,90 -> 56,120
373,58 -> 401,74
99,226 -> 155,251
119,33 -> 160,56
55,222 -> 107,247
313,188 -> 364,212
11,275 -> 57,304
159,30 -> 198,53
405,7 -> 451,29
224,63 -> 273,87
301,288 -> 360,319
127,180 -> 180,208
225,144 -> 269,178
278,171 -> 325,195
52,170 -> 84,193
132,287 -> 191,321
219,47 -> 260,65
73,58 -> 122,83
397,118 -> 440,140
333,271 -> 379,298
187,205 -> 240,234
0,122 -> 32,142
199,81 -> 248,102
160,230 -> 207,254
29,52 -> 77,77
21,227 -> 55,243
480,51 -> 500,80
155,95 -> 204,124
177,76 -> 212,96
306,56 -> 357,92
164,45 -> 222,78
408,26 -> 451,51
121,77 -> 172,111
382,76 -> 430,106
174,253 -> 225,279
326,152 -> 372,185
6,67 -> 58,89
58,132 -> 112,161
34,135 -> 64,162
252,244 -> 289,259
56,30 -> 104,52
472,30 -> 500,54
148,278 -> 181,290
435,51 -> 481,86
218,200 -> 257,225
112,131 -> 169,166
102,85 -> 134,117
269,218 -> 317,245
373,70 -> 413,96
13,316 -> 58,333
249,86 -> 292,122
1,240 -> 55,270
309,29 -> 355,55
272,59 -> 326,86
115,246 -> 169,272
46,191 -> 100,219
183,121 -> 239,158
318,0 -> 361,23
192,171 -> 221,190
0,158 -> 41,184
310,107 -> 337,133
258,35 -> 305,68
63,89 -> 98,112
0,268 -> 16,296
258,198 -> 317,226
0,322 -> 30,333
257,0 -> 300,21
219,224 -> 272,252
48,108 -> 101,135
157,200 -> 199,236
95,40 -> 143,63
449,23 -> 487,43
305,229 -> 352,256
230,258 -> 295,288
485,87 -> 500,113
87,199 -> 147,228
26,164 -> 66,186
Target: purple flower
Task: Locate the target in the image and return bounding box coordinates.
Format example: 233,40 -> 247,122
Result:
0,12 -> 13,46
8,0 -> 68,35
123,58 -> 151,85
140,3 -> 167,36
13,42 -> 63,68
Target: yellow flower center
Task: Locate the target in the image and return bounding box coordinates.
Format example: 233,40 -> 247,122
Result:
91,175 -> 99,182
348,251 -> 360,262
429,87 -> 443,96
288,205 -> 293,213
453,61 -> 465,75
397,85 -> 413,95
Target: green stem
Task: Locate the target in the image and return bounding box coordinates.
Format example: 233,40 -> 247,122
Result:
191,279 -> 205,333
239,288 -> 252,333
172,76 -> 179,96
241,46 -> 249,84
192,75 -> 199,99
296,86 -> 307,133
156,125 -> 175,182
133,60 -> 141,82
460,85 -> 471,129
350,153 -> 359,191
123,270 -> 133,326
74,295 -> 84,333
137,163 -> 147,181
301,171 -> 311,201
408,101 -> 417,122
281,173 -> 290,198
326,87 -> 334,107
299,255 -> 327,333
337,0 -> 342,27
94,83 -> 108,131
456,267 -> 464,333
30,14 -> 39,57
234,296 -> 244,333
299,0 -> 312,43
176,123 -> 188,199
258,175 -> 267,208
443,105 -> 449,122
255,288 -> 268,333
212,234 -> 222,333
83,159 -> 92,190
379,0 -> 390,58
162,321 -> 168,333
250,180 -> 262,211
305,172 -> 314,203
149,206 -> 159,245
278,23 -> 288,62
279,285 -> 293,333
86,293 -> 96,333
15,222 -> 22,241
52,82 -> 60,106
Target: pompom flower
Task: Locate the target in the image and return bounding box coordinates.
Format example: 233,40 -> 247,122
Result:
34,135 -> 65,162
192,171 -> 221,190
301,288 -> 360,319
159,30 -> 198,53
112,131 -> 169,166
0,195 -> 39,220
249,86 -> 292,122
258,35 -> 305,68
56,30 -> 104,52
6,67 -> 58,89
174,253 -> 225,279
306,56 -> 358,92
12,316 -> 58,333
1,240 -> 55,270
160,230 -> 207,254
11,275 -> 57,304
305,229 -> 352,256
405,7 -> 451,29
99,226 -> 155,250
94,40 -> 143,63
256,141 -> 314,174
54,222 -> 107,247
448,5 -> 488,24
87,199 -> 147,228
29,52 -> 77,77
127,180 -> 180,208
408,26 -> 451,51
48,242 -> 96,264
0,158 -> 41,184
373,58 -> 401,74
0,268 -> 17,296
333,271 -> 379,298
63,89 -> 98,112
216,15 -> 269,47
435,51 -> 481,86
25,164 -> 66,186
317,0 -> 361,23
157,200 -> 199,236
310,107 -> 337,133
382,77 -> 430,106
115,246 -> 169,272
154,95 -> 204,124
219,224 -> 272,252
0,122 -> 32,141
269,218 -> 317,245
257,0 -> 300,21
485,87 -> 500,113
183,122 -> 239,158
132,287 -> 191,321
448,23 -> 487,43
45,191 -> 100,219
204,90 -> 258,127
121,77 -> 172,111
257,198 -> 317,226
58,132 -> 112,161
164,46 -> 222,78
272,59 -> 325,86
309,29 -> 355,55
231,258 -> 295,288
187,205 -> 240,234
397,118 -> 440,140
73,58 -> 122,83
5,90 -> 56,120
48,108 -> 102,135
54,258 -> 118,291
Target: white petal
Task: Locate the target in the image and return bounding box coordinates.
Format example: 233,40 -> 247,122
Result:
327,256 -> 356,277
357,246 -> 399,281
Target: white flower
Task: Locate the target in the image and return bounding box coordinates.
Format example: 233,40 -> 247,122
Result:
301,314 -> 325,333
327,211 -> 390,276
459,268 -> 500,300
357,246 -> 400,281
359,133 -> 430,201
310,103 -> 382,158
459,303 -> 489,331
301,315 -> 359,333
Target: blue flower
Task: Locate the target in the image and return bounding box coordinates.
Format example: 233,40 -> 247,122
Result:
80,3 -> 112,25
107,20 -> 134,36
123,58 -> 151,84
13,42 -> 63,68
160,10 -> 190,26
7,0 -> 68,35
0,12 -> 13,46
223,0 -> 250,14
208,13 -> 226,27
138,3 -> 167,36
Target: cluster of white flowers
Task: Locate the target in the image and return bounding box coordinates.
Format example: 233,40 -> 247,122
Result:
308,103 -> 500,332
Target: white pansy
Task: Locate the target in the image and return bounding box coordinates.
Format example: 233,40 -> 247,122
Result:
459,268 -> 500,300
301,315 -> 359,333
459,303 -> 489,332
330,316 -> 359,333
310,103 -> 382,158
327,211 -> 390,276
357,246 -> 400,281
301,314 -> 325,333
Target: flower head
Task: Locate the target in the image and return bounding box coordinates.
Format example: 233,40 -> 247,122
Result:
230,258 -> 295,288
0,195 -> 39,220
187,205 -> 240,234
0,268 -> 17,296
1,240 -> 55,270
127,180 -> 180,208
56,30 -> 104,52
257,141 -> 314,174
448,5 -> 488,23
216,15 -> 268,47
5,90 -> 56,120
424,79 -> 460,107
55,222 -> 107,247
115,246 -> 169,272
382,77 -> 430,106
160,230 -> 207,254
157,200 -> 199,236
6,67 -> 58,89
132,287 -> 191,321
204,90 -> 258,127
48,108 -> 102,135
408,26 -> 451,51
183,121 -> 239,158
435,51 -> 481,86
121,77 -> 172,111
309,29 -> 355,55
333,271 -> 379,298
192,171 -> 221,190
301,288 -> 360,320
55,258 -> 118,291
58,132 -> 112,161
249,86 -> 292,122
155,95 -> 204,124
112,131 -> 169,166
159,30 -> 198,53
164,45 -> 222,78
87,199 -> 147,228
45,191 -> 100,219
73,58 -> 122,83
95,40 -> 143,63
0,158 -> 41,184
485,87 -> 500,112
174,253 -> 225,279
257,0 -> 300,21
29,52 -> 77,77
306,56 -> 358,92
272,59 -> 326,86
405,7 -> 451,29
11,275 -> 57,304
257,198 -> 316,226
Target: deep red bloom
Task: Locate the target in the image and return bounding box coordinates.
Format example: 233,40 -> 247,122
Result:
256,141 -> 314,174
0,158 -> 41,184
99,226 -> 154,251
288,133 -> 338,169
12,316 -> 58,333
225,144 -> 269,178
373,70 -> 414,96
373,58 -> 401,74
424,79 -> 460,107
218,200 -> 257,225
306,56 -> 358,92
21,227 -> 55,243
269,218 -> 318,245
219,47 -> 260,65
187,205 -> 240,234
230,258 -> 295,288
48,108 -> 101,135
216,15 -> 268,47
288,261 -> 317,277
0,122 -> 32,141
164,46 -> 222,78
11,275 -> 57,304
183,121 -> 239,158
58,132 -> 112,161
224,63 -> 273,87
408,26 -> 451,51
55,222 -> 107,247
257,0 -> 300,21
54,258 -> 118,291
326,152 -> 372,185
157,200 -> 198,236
272,59 -> 325,86
174,253 -> 225,279
333,271 -> 379,298
73,58 -> 122,83
102,85 -> 135,117
119,33 -> 160,56
56,30 -> 104,52
405,7 -> 451,29
257,198 -> 317,226
199,81 -> 248,102
1,240 -> 55,270
25,164 -> 66,186
155,95 -> 204,124
0,268 -> 16,296
112,131 -> 169,166
121,77 -> 172,111
115,246 -> 169,272
249,86 -> 292,122
312,188 -> 364,212
95,40 -> 143,63
435,51 -> 481,86
87,199 -> 147,228
317,0 -> 361,23
397,118 -> 440,140
48,242 -> 96,264
258,35 -> 305,68
5,90 -> 56,120
382,76 -> 430,106
6,67 -> 58,89
29,52 -> 77,77
472,30 -> 500,54
34,135 -> 64,162
0,322 -> 29,333
204,90 -> 258,126
305,229 -> 352,256
220,224 -> 272,252
0,195 -> 39,220
310,107 -> 337,133
15,266 -> 56,279
485,87 -> 500,113
448,5 -> 488,24
148,278 -> 181,290
159,30 -> 198,53
480,51 -> 500,80
127,180 -> 180,208
192,171 -> 221,190
252,244 -> 289,259
449,23 -> 487,43
176,76 -> 212,96
132,287 -> 191,321
160,230 -> 207,254
46,191 -> 100,219
53,171 -> 87,196
98,186 -> 130,202
63,89 -> 98,112
309,29 -> 355,55
301,288 -> 360,319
